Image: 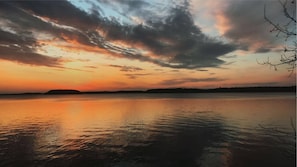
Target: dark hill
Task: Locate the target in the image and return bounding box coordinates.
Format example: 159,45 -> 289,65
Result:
45,89 -> 81,95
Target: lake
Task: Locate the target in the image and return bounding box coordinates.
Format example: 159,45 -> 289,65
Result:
0,93 -> 295,167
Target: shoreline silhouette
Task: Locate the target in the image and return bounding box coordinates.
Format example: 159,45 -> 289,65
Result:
0,86 -> 295,96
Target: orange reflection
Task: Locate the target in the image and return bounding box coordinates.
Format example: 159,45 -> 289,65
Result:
1,95 -> 294,132
0,96 -> 175,135
0,94 -> 295,159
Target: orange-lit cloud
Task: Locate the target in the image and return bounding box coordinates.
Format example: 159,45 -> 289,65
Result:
215,13 -> 231,36
212,0 -> 291,53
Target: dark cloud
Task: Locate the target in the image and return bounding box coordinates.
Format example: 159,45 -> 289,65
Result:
9,0 -> 100,30
0,1 -> 85,66
109,64 -> 143,72
0,45 -> 61,67
231,82 -> 281,87
0,0 -> 236,69
125,73 -> 150,79
256,47 -> 271,53
84,65 -> 97,69
0,1 -> 90,44
160,77 -> 226,86
0,1 -> 104,67
220,0 -> 295,53
0,28 -> 61,67
92,2 -> 236,69
105,5 -> 236,69
196,69 -> 208,72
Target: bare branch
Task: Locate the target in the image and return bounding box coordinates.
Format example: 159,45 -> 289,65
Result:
262,0 -> 296,74
264,0 -> 296,36
280,0 -> 296,24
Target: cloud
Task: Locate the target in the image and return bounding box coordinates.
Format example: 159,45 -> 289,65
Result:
0,28 -> 61,67
231,82 -> 281,87
0,46 -> 61,67
99,3 -> 236,69
95,0 -> 169,24
220,55 -> 237,59
196,69 -> 208,72
0,1 -> 83,67
10,1 -> 100,30
84,65 -> 97,69
0,0 -> 236,69
159,77 -> 226,86
109,64 -> 143,72
217,0 -> 295,53
125,73 -> 150,79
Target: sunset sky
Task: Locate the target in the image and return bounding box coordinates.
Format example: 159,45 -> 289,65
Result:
0,0 -> 295,93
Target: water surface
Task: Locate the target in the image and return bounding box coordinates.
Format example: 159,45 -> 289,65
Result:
0,93 -> 295,167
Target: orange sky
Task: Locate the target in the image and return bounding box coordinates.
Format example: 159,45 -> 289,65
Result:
0,0 -> 295,93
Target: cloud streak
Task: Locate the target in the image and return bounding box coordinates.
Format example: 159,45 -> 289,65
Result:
125,73 -> 150,79
160,77 -> 226,86
109,64 -> 143,72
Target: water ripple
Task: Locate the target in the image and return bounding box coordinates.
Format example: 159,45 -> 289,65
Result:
0,94 -> 295,167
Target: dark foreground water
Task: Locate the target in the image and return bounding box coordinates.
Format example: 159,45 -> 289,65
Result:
0,93 -> 295,167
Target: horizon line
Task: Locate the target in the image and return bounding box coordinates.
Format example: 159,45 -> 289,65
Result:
0,86 -> 295,95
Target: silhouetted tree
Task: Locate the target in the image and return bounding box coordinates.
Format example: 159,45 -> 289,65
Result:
261,0 -> 296,74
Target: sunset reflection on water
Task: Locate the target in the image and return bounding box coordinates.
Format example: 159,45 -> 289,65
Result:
0,93 -> 295,167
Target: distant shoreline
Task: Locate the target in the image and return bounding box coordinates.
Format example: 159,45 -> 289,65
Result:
0,86 -> 295,96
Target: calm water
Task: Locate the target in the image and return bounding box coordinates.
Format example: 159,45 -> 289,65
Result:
0,93 -> 295,167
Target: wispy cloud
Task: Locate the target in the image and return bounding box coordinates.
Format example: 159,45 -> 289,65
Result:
84,65 -> 98,69
109,64 -> 143,72
125,73 -> 150,79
